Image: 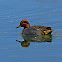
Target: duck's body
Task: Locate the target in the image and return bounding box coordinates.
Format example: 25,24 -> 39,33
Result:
22,26 -> 53,35
16,19 -> 53,35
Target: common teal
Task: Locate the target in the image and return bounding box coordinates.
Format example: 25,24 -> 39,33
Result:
16,19 -> 53,35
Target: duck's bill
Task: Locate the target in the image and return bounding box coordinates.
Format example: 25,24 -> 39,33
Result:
16,25 -> 21,28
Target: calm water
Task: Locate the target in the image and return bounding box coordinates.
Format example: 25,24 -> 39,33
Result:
0,0 -> 62,62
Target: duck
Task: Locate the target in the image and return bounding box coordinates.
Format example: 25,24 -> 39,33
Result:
16,19 -> 53,35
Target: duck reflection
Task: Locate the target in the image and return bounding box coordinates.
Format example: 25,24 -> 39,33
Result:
16,40 -> 30,48
16,34 -> 52,48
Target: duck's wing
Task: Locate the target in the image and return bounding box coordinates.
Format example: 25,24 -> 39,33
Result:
30,26 -> 53,34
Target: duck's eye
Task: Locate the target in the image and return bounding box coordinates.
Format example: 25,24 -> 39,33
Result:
23,21 -> 30,24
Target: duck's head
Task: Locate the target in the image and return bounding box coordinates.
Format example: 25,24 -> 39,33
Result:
16,19 -> 30,29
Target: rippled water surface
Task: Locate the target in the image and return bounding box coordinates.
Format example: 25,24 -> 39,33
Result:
0,0 -> 62,62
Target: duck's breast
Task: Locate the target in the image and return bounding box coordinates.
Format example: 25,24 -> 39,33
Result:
22,27 -> 43,35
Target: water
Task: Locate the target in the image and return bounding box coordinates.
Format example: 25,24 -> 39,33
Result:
0,0 -> 62,62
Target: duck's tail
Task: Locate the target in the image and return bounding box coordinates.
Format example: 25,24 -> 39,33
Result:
44,27 -> 53,34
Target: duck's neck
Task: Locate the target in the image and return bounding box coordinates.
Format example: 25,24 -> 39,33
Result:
24,27 -> 28,29
24,25 -> 30,29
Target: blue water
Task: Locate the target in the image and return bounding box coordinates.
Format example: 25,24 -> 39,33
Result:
0,0 -> 62,62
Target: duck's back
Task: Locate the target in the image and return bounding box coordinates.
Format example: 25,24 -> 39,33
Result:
22,26 -> 53,35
